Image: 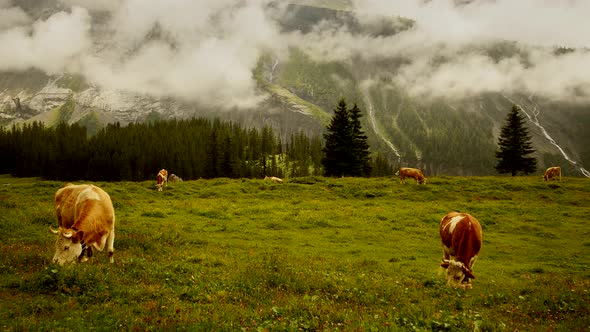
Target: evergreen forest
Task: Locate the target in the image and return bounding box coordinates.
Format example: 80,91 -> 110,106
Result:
0,117 -> 394,182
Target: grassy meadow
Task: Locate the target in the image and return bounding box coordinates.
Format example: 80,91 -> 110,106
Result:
0,175 -> 589,331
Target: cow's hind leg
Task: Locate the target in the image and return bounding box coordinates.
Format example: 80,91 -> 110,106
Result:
107,226 -> 115,263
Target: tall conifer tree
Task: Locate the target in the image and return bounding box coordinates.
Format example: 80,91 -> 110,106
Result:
495,104 -> 537,176
322,99 -> 353,177
349,103 -> 372,176
322,99 -> 371,177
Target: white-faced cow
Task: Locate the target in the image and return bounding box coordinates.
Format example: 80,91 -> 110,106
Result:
264,176 -> 283,183
156,169 -> 168,191
398,167 -> 426,184
544,166 -> 561,181
439,212 -> 482,289
50,184 -> 115,265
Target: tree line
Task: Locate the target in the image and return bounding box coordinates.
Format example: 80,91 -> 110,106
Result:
1,98 -> 532,181
0,107 -> 394,182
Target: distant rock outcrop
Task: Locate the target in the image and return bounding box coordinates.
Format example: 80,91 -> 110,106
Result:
168,174 -> 183,182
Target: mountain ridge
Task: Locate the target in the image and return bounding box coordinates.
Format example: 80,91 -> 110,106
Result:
1,2 -> 588,176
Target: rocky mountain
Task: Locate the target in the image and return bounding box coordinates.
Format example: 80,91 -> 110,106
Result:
1,1 -> 588,177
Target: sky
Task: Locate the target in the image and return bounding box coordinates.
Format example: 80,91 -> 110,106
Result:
0,0 -> 588,107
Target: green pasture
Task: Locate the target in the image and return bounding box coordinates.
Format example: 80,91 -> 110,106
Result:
0,175 -> 589,331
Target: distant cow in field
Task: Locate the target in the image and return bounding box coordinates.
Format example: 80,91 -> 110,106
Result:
398,167 -> 426,184
156,169 -> 168,191
544,166 -> 561,181
168,174 -> 183,183
439,212 -> 482,289
264,176 -> 283,183
50,184 -> 116,265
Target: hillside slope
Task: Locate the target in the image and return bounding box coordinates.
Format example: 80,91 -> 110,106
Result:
0,2 -> 588,176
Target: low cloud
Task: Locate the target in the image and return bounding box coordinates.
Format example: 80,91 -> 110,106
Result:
0,6 -> 91,74
349,0 -> 590,101
1,0 -> 284,109
58,0 -> 121,13
353,0 -> 590,48
80,0 -> 283,108
0,1 -> 30,30
1,0 -> 588,107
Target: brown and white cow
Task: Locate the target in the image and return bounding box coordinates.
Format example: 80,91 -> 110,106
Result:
398,167 -> 426,184
264,176 -> 283,183
156,169 -> 168,191
544,166 -> 561,181
439,212 -> 482,289
50,184 -> 115,265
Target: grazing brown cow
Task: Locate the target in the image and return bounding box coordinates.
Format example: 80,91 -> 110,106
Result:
398,167 -> 426,184
439,212 -> 482,289
50,184 -> 115,265
264,176 -> 283,183
156,169 -> 168,191
544,166 -> 561,181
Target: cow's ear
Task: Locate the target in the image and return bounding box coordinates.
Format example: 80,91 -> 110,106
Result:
440,261 -> 449,268
72,230 -> 84,243
464,268 -> 475,279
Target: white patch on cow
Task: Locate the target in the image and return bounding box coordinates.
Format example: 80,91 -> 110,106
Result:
447,215 -> 464,234
77,186 -> 101,204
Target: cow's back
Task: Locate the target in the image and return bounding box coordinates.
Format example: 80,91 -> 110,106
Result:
55,184 -> 90,228
55,184 -> 115,229
399,167 -> 426,183
440,212 -> 482,264
544,167 -> 561,180
75,185 -> 115,228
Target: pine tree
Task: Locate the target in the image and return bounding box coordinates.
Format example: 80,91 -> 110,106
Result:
349,103 -> 372,176
322,99 -> 354,177
204,129 -> 219,179
495,104 -> 537,176
322,99 -> 371,177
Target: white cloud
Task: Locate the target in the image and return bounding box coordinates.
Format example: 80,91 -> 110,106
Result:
352,0 -> 590,48
58,0 -> 121,13
82,0 -> 282,108
1,0 -> 589,107
339,0 -> 590,101
0,6 -> 91,74
0,1 -> 30,30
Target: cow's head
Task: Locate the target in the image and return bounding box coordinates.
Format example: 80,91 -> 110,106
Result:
441,260 -> 475,288
155,183 -> 163,191
50,227 -> 85,265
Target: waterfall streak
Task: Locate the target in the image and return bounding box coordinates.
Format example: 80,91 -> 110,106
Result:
502,95 -> 590,178
268,58 -> 279,83
362,87 -> 401,160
